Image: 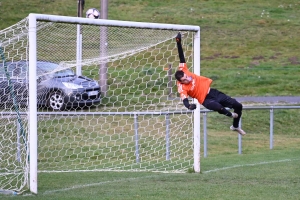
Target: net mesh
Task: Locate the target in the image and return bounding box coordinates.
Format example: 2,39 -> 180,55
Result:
0,16 -> 197,192
0,18 -> 29,193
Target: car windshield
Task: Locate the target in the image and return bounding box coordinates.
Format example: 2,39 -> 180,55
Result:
0,61 -> 75,78
37,62 -> 75,77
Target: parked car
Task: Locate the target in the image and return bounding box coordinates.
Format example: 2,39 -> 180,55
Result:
0,61 -> 101,111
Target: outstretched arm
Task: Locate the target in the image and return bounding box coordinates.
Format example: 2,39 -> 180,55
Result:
176,32 -> 186,63
176,33 -> 196,110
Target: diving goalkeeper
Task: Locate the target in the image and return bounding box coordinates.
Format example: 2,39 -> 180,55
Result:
174,32 -> 246,136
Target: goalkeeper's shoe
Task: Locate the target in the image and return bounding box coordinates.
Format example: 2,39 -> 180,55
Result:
231,112 -> 238,118
230,125 -> 246,136
176,32 -> 181,43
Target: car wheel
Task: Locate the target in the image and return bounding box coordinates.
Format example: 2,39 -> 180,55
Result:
48,91 -> 66,111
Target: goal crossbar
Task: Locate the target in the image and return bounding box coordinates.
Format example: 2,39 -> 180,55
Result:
26,14 -> 201,194
29,13 -> 200,31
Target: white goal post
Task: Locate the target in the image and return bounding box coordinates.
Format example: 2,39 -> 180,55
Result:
1,13 -> 200,194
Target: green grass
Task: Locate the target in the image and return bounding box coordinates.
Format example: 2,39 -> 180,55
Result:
1,148 -> 300,199
1,109 -> 299,199
1,0 -> 300,199
2,0 -> 300,97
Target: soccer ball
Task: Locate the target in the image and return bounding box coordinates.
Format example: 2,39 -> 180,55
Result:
86,8 -> 100,19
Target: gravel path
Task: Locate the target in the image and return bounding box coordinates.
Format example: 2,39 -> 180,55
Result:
235,96 -> 300,105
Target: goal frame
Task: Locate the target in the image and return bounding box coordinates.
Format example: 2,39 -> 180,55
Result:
28,13 -> 200,194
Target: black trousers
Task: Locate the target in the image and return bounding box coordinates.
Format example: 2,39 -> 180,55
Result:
202,88 -> 243,128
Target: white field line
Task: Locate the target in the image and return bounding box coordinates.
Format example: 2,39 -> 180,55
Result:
40,158 -> 300,195
43,175 -> 161,195
202,158 -> 300,174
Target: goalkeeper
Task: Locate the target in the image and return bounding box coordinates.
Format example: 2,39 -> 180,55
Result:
174,32 -> 246,136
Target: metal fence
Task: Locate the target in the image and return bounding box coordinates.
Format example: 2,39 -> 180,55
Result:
202,105 -> 300,157
6,105 -> 300,161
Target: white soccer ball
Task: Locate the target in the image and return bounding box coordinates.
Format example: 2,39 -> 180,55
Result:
86,8 -> 100,19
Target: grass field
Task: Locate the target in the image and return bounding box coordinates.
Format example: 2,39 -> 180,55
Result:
1,0 -> 300,199
1,145 -> 300,199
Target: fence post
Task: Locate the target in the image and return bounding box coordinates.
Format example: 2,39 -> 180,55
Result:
203,112 -> 207,157
165,114 -> 170,160
238,118 -> 242,154
270,107 -> 274,149
134,113 -> 140,163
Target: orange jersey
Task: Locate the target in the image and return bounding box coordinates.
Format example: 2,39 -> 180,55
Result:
176,63 -> 212,104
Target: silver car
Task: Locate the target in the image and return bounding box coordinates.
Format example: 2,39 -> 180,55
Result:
0,61 -> 101,111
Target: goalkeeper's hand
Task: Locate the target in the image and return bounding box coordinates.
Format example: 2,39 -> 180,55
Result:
176,32 -> 181,43
188,104 -> 197,110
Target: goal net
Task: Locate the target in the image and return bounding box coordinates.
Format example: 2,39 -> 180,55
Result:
0,14 -> 200,194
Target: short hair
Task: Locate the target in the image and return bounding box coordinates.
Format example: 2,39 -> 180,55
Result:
175,70 -> 184,81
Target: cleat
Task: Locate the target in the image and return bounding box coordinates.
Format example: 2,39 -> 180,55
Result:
230,125 -> 246,136
231,112 -> 238,118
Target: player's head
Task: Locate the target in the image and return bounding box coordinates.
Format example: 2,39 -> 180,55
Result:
175,70 -> 192,84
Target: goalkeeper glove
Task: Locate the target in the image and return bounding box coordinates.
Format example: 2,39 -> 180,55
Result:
183,98 -> 196,110
189,104 -> 197,110
176,32 -> 181,43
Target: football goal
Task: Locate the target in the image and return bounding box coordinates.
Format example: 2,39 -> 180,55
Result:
0,14 -> 200,194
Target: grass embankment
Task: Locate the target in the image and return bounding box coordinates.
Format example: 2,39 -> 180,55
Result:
0,1 -> 300,199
